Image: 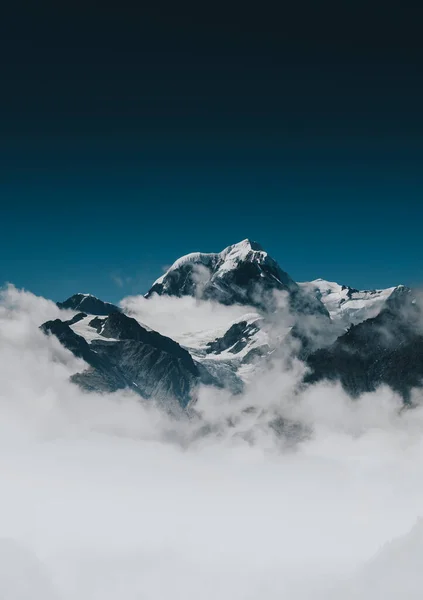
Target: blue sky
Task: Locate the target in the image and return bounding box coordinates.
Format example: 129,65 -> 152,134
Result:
1,3 -> 423,303
2,157 -> 423,303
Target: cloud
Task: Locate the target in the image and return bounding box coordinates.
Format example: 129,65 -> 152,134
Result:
111,273 -> 134,288
2,285 -> 423,598
191,263 -> 212,298
120,293 -> 258,345
0,538 -> 59,600
111,274 -> 124,288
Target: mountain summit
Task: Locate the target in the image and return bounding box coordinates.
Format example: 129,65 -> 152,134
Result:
145,239 -> 324,315
43,239 -> 422,407
57,293 -> 121,316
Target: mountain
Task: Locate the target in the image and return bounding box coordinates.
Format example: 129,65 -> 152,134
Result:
305,286 -> 423,400
299,279 -> 398,327
41,241 -> 423,408
41,311 -> 200,410
205,315 -> 264,356
145,239 -> 329,318
57,293 -> 121,315
184,312 -> 273,391
145,239 -> 295,305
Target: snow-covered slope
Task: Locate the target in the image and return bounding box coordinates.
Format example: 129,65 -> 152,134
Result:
299,279 -> 399,327
146,239 -> 311,312
305,286 -> 421,399
45,241 -> 423,406
183,312 -> 276,386
48,243 -> 333,403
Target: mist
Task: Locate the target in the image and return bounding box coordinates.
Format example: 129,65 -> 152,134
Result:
120,292 -> 259,345
2,285 -> 423,598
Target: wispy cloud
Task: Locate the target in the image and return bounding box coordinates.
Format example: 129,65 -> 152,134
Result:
110,272 -> 133,289
1,284 -> 423,598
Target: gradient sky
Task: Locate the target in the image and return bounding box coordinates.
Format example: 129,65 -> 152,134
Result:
1,3 -> 423,302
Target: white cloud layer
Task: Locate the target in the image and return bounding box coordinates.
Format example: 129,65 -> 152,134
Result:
120,293 -> 258,345
2,285 -> 423,598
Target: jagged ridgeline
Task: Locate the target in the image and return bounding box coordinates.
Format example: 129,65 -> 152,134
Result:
41,239 -> 423,409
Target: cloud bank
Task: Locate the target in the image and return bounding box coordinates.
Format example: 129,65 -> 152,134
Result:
2,285 -> 423,598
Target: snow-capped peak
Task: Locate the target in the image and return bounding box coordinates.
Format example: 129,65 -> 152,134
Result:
152,240 -> 267,286
145,239 -> 298,310
224,238 -> 265,253
299,278 -> 399,326
77,293 -> 94,297
217,239 -> 269,274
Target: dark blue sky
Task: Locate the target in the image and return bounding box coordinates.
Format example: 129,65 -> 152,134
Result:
1,2 -> 423,302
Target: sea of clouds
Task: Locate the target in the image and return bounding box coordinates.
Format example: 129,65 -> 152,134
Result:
2,284 -> 423,599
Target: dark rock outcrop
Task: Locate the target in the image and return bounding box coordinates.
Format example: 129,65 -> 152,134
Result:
305,287 -> 423,400
64,312 -> 87,326
206,320 -> 261,355
41,312 -> 200,409
145,239 -> 329,319
57,294 -> 121,316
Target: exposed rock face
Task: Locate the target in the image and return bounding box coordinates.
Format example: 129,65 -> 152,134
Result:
90,312 -> 199,376
145,239 -> 329,318
206,320 -> 261,355
41,312 -> 200,409
57,293 -> 121,315
305,287 -> 423,400
65,312 -> 87,326
43,241 -> 423,407
41,319 -> 97,366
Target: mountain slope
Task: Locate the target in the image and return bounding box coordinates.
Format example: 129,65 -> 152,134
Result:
145,239 -> 328,318
41,312 -> 200,409
57,293 -> 121,315
305,287 -> 423,399
300,279 -> 399,327
42,243 -> 423,406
